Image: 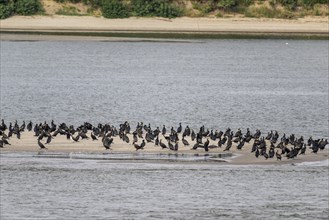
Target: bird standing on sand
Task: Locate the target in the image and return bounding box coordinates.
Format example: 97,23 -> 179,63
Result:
2,137 -> 11,146
103,137 -> 113,150
224,139 -> 232,151
268,148 -> 274,158
204,138 -> 210,152
174,142 -> 179,151
255,148 -> 260,158
299,144 -> 306,155
177,123 -> 182,133
79,132 -> 89,140
27,121 -> 33,131
168,141 -> 174,151
134,140 -> 145,151
160,140 -> 167,149
162,125 -> 166,135
236,139 -> 245,150
91,132 -> 98,141
71,134 -> 80,142
276,151 -> 282,161
38,139 -> 47,150
155,136 -> 159,146
46,135 -> 52,144
182,137 -> 189,146
140,139 -> 146,149
145,133 -> 153,143
263,151 -> 269,160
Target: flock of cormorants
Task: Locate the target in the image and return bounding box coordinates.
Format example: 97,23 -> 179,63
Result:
0,119 -> 328,161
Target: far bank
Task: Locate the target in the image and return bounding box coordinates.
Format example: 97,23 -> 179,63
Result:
1,15 -> 328,40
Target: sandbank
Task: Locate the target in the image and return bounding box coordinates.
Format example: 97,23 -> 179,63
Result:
1,131 -> 328,165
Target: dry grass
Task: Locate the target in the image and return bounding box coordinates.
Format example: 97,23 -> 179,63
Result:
41,0 -> 90,16
39,0 -> 329,18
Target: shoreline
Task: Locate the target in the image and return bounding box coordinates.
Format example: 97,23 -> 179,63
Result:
1,15 -> 328,40
1,150 -> 328,166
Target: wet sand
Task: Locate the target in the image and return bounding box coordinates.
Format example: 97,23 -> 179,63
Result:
1,131 -> 328,165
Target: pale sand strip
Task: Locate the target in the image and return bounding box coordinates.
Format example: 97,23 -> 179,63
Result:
1,131 -> 328,165
1,15 -> 328,34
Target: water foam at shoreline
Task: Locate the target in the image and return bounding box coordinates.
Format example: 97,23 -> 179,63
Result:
1,151 -> 232,163
296,159 -> 329,167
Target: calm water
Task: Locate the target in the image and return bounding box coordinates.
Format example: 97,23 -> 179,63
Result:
0,40 -> 328,138
0,39 -> 329,219
0,154 -> 328,220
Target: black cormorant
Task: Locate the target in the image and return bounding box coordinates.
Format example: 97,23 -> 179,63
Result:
38,139 -> 47,150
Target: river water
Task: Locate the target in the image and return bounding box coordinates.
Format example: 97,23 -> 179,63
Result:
0,39 -> 328,219
0,40 -> 328,138
0,154 -> 328,220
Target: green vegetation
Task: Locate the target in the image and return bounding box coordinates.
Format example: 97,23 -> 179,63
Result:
53,0 -> 183,18
301,0 -> 328,6
101,0 -> 129,18
1,0 -> 328,19
217,0 -> 237,10
0,1 -> 14,19
131,0 -> 182,18
191,0 -> 215,15
0,0 -> 43,19
15,0 -> 43,15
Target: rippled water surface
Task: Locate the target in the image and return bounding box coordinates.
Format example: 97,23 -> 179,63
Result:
1,39 -> 329,219
1,40 -> 328,138
1,154 -> 328,220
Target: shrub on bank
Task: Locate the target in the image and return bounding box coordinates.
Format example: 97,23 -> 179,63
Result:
101,0 -> 129,18
0,0 -> 42,19
0,0 -> 14,19
301,0 -> 328,7
277,0 -> 298,10
15,0 -> 43,15
191,0 -> 216,14
131,0 -> 183,18
55,0 -> 183,18
217,0 -> 237,11
55,0 -> 102,8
